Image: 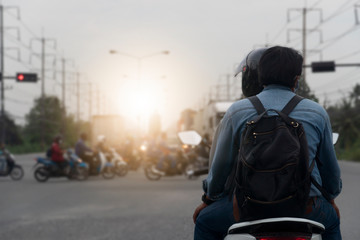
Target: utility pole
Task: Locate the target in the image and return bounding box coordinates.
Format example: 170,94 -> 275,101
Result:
88,82 -> 92,121
302,8 -> 307,82
96,87 -> 100,115
288,7 -> 322,82
76,72 -> 80,121
0,5 -> 4,144
61,58 -> 66,138
226,74 -> 231,101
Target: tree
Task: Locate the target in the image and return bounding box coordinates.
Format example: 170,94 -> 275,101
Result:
296,77 -> 319,102
327,84 -> 360,161
0,112 -> 23,145
23,96 -> 64,145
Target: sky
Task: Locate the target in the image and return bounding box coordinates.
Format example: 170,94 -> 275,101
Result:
2,0 -> 360,130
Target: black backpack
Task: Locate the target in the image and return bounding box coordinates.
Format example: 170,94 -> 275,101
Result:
46,147 -> 52,158
233,95 -> 315,221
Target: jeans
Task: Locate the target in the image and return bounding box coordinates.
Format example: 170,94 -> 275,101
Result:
304,196 -> 342,240
194,196 -> 235,240
194,195 -> 341,240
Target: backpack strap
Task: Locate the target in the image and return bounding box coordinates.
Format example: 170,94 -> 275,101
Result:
311,156 -> 332,202
281,95 -> 304,115
248,96 -> 266,115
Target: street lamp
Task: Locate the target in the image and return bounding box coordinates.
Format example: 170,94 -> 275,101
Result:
109,50 -> 170,83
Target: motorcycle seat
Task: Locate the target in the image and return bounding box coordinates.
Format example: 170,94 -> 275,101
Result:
228,217 -> 325,235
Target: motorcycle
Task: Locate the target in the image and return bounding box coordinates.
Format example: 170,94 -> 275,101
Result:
0,151 -> 24,181
105,148 -> 129,177
88,150 -> 116,179
224,217 -> 324,240
177,131 -> 210,180
143,149 -> 189,181
142,131 -> 205,181
33,149 -> 89,182
223,133 -> 339,240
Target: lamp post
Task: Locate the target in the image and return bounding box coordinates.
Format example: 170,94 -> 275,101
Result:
109,50 -> 169,84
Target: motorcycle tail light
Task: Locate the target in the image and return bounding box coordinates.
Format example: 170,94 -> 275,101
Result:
256,236 -> 311,240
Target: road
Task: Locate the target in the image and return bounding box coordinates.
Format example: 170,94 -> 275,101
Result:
0,153 -> 359,240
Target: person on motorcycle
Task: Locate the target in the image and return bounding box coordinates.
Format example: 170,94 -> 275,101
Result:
195,133 -> 211,159
96,135 -> 109,152
0,143 -> 14,173
154,132 -> 177,173
193,46 -> 342,240
50,136 -> 69,174
75,133 -> 95,172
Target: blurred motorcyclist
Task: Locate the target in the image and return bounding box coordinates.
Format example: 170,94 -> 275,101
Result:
75,133 -> 95,172
50,136 -> 68,173
0,143 -> 14,173
155,132 -> 177,172
96,135 -> 109,152
195,133 -> 211,159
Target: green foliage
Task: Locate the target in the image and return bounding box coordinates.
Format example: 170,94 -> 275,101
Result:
296,76 -> 319,102
23,95 -> 64,146
20,95 -> 91,153
7,141 -> 43,154
327,83 -> 360,162
0,113 -> 23,145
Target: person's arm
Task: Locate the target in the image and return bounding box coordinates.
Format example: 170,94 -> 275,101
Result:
203,114 -> 238,201
317,113 -> 342,200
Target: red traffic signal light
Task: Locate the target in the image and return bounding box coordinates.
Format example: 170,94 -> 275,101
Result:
16,73 -> 37,82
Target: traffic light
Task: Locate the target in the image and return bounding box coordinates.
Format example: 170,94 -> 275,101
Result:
16,73 -> 37,82
311,61 -> 335,73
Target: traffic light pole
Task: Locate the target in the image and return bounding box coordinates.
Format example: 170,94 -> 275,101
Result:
304,62 -> 360,72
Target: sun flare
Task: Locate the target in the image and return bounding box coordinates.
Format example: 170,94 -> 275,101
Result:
117,80 -> 164,126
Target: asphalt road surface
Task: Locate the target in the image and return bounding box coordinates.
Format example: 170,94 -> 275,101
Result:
0,153 -> 359,240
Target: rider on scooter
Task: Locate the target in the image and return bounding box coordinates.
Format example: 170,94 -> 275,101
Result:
193,46 -> 342,240
50,136 -> 69,174
0,143 -> 14,173
75,133 -> 95,172
154,132 -> 177,173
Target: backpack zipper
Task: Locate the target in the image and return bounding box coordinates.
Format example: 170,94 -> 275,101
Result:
246,195 -> 294,205
241,157 -> 296,173
252,125 -> 288,138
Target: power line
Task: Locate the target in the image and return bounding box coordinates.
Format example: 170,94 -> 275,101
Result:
319,25 -> 360,50
5,96 -> 32,105
314,69 -> 360,90
4,7 -> 38,39
336,49 -> 360,61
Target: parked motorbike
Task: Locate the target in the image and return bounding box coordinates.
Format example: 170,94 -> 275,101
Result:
0,151 -> 24,181
33,149 -> 89,182
223,133 -> 339,240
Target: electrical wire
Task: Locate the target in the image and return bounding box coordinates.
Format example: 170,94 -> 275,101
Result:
319,25 -> 360,51
4,8 -> 38,38
5,97 -> 32,105
336,48 -> 360,61
314,69 -> 360,90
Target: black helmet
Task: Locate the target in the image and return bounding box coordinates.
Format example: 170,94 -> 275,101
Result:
234,48 -> 268,97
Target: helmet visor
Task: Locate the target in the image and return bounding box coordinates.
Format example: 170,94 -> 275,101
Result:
234,58 -> 247,77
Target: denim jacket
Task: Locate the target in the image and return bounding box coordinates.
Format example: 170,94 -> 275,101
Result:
203,85 -> 342,201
